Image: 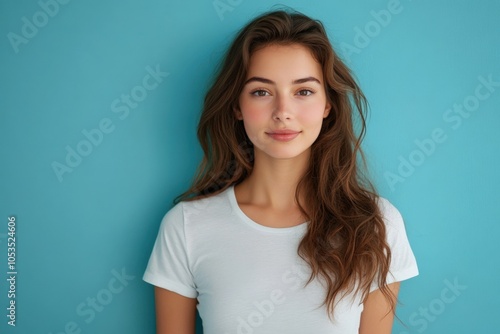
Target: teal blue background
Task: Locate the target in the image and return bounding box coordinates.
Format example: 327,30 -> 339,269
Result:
1,0 -> 499,333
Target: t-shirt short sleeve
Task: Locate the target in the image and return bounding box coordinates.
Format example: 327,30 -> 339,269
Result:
370,198 -> 419,292
143,202 -> 198,298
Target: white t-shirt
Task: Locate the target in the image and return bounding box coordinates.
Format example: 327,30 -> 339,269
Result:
143,184 -> 418,334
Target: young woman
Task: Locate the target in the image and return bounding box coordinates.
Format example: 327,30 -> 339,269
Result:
143,8 -> 418,334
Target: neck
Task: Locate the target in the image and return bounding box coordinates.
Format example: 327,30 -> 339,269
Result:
238,147 -> 310,211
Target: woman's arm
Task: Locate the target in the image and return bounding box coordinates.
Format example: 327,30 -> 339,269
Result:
154,286 -> 198,334
359,282 -> 400,334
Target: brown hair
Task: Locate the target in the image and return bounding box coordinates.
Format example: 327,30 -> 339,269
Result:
173,8 -> 395,320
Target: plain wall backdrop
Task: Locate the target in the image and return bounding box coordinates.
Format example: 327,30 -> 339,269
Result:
1,0 -> 499,333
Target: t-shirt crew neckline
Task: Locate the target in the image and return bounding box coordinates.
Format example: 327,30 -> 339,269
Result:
227,184 -> 309,234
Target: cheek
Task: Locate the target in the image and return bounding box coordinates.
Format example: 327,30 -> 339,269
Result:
239,97 -> 269,124
298,100 -> 328,125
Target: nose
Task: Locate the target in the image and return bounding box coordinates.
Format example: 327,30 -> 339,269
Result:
272,93 -> 291,121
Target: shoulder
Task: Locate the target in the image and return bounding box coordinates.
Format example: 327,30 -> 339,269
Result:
373,196 -> 419,285
156,201 -> 185,236
375,196 -> 404,229
181,188 -> 233,220
159,188 -> 233,231
374,196 -> 411,246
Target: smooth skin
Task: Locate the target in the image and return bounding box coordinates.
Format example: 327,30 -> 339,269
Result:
360,282 -> 400,334
153,43 -> 400,333
154,287 -> 197,334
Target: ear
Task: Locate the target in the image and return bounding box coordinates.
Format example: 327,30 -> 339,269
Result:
323,101 -> 332,118
233,106 -> 243,120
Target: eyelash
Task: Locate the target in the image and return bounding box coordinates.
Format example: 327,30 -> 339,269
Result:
250,89 -> 315,97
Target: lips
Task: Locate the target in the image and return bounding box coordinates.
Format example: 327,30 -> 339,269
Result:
267,129 -> 300,135
266,131 -> 301,142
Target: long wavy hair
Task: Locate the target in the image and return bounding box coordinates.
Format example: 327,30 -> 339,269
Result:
173,8 -> 395,319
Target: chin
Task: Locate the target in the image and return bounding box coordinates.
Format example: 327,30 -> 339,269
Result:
259,146 -> 311,160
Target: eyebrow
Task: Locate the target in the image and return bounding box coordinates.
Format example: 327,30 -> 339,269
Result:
243,76 -> 321,85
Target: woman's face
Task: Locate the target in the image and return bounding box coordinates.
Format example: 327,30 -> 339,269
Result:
235,43 -> 331,161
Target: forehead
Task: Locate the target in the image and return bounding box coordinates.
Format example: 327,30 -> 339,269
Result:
246,43 -> 323,79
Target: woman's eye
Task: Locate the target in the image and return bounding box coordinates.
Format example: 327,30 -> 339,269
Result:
297,89 -> 314,96
251,90 -> 270,97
